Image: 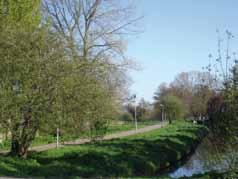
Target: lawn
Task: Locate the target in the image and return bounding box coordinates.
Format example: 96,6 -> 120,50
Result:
0,120 -> 161,151
0,120 -> 208,178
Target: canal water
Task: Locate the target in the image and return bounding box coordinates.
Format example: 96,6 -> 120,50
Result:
169,137 -> 237,178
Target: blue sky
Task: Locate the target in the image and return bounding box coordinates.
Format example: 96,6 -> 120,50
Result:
127,0 -> 238,102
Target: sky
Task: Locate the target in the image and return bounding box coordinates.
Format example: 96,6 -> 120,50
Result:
126,0 -> 238,102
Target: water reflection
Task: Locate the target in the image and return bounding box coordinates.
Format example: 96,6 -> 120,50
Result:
169,137 -> 236,178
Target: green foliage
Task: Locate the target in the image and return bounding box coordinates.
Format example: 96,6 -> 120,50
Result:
0,24 -> 67,157
137,98 -> 153,121
0,0 -> 52,158
0,121 -> 159,150
0,15 -> 117,158
154,72 -> 215,120
189,170 -> 238,179
119,113 -> 134,121
206,63 -> 238,147
0,0 -> 41,29
126,98 -> 153,121
0,1 -> 120,157
190,85 -> 213,119
203,32 -> 238,172
44,64 -> 117,140
160,94 -> 185,123
0,121 -> 208,178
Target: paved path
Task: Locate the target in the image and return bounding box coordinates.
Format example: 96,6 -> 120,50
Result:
1,121 -> 168,154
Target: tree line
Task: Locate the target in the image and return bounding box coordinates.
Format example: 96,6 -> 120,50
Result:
0,0 -> 139,158
153,70 -> 215,122
153,30 -> 238,170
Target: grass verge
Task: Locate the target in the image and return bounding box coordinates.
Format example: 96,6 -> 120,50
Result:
0,120 -> 208,178
0,120 -> 160,151
187,170 -> 238,179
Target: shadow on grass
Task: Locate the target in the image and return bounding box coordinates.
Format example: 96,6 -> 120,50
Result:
0,122 -> 207,178
31,136 -> 196,177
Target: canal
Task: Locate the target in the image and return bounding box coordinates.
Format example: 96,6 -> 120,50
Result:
169,137 -> 237,178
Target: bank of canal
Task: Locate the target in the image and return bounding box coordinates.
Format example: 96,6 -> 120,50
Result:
169,136 -> 238,178
0,120 -> 209,178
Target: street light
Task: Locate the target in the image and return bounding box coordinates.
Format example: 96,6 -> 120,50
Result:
132,94 -> 138,132
160,104 -> 164,121
56,128 -> 59,148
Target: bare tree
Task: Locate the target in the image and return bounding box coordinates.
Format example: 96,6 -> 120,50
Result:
42,0 -> 140,103
206,30 -> 235,86
42,0 -> 141,61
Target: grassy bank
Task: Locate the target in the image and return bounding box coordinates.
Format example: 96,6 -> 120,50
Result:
0,120 -> 208,178
0,120 -> 160,151
188,170 -> 238,179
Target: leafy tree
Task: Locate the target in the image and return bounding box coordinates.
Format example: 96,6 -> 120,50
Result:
0,0 -> 138,158
207,93 -> 225,135
119,113 -> 134,122
0,26 -> 117,157
137,98 -> 152,121
0,0 -> 41,29
0,26 -> 65,157
39,60 -> 117,141
126,104 -> 135,120
160,94 -> 185,124
190,85 -> 213,120
153,71 -> 215,119
0,0 -> 45,157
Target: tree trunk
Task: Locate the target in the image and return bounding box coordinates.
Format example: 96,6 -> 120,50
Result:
10,139 -> 29,158
9,115 -> 37,158
9,123 -> 21,156
169,118 -> 172,124
19,144 -> 28,158
4,128 -> 8,140
10,138 -> 20,156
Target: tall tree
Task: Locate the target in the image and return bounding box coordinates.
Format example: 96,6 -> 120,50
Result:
0,1 -> 139,158
190,85 -> 213,120
0,26 -> 66,157
154,71 -> 215,119
42,0 -> 139,101
0,0 -> 43,157
42,0 -> 140,59
160,94 -> 185,124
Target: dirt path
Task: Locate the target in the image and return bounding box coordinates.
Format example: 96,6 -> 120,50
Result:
1,121 -> 168,154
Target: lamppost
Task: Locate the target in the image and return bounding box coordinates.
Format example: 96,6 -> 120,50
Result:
160,104 -> 164,121
132,94 -> 138,131
56,128 -> 59,148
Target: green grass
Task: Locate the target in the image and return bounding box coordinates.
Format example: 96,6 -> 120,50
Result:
0,120 -> 208,178
106,120 -> 160,134
0,120 -> 160,151
186,170 -> 238,179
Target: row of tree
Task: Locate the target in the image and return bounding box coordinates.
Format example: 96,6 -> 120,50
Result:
152,30 -> 238,169
0,0 -> 139,158
124,98 -> 153,121
153,71 -> 215,122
